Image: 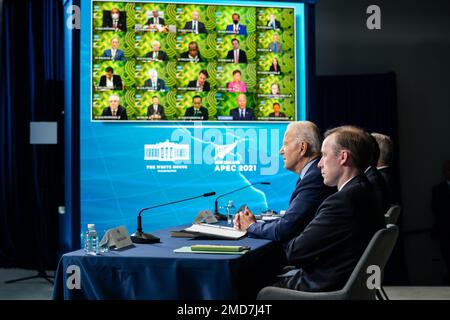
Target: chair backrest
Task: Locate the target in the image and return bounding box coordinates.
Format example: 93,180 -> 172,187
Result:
342,224 -> 399,299
385,205 -> 401,225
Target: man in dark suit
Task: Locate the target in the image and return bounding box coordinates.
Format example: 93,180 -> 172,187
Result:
102,94 -> 128,120
102,8 -> 127,31
365,134 -> 391,214
183,11 -> 207,34
98,66 -> 123,90
371,132 -> 399,204
230,94 -> 254,120
102,37 -> 126,61
187,70 -> 210,92
143,68 -> 166,91
267,14 -> 281,31
225,13 -> 247,35
226,38 -> 247,64
145,9 -> 165,26
432,160 -> 450,284
179,41 -> 204,62
184,95 -> 209,120
234,122 -> 335,243
146,96 -> 166,120
144,40 -> 169,62
274,126 -> 385,292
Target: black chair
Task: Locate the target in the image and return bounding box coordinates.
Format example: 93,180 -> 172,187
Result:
385,204 -> 401,225
257,224 -> 399,300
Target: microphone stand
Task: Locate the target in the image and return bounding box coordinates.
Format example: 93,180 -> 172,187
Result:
131,192 -> 216,244
214,182 -> 271,220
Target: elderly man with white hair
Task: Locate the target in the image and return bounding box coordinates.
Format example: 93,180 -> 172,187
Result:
143,68 -> 166,91
101,94 -> 128,120
144,40 -> 169,62
234,121 -> 334,243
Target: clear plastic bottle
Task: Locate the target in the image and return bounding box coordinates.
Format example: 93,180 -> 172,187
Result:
84,224 -> 99,255
226,200 -> 236,226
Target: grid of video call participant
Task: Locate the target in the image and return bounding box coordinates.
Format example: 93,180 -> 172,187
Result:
92,2 -> 296,121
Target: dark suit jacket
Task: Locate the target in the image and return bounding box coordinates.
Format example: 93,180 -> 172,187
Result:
145,17 -> 166,26
103,14 -> 127,31
226,49 -> 248,63
98,75 -> 123,90
267,19 -> 281,30
366,166 -> 391,214
269,65 -> 282,74
143,78 -> 166,91
146,104 -> 166,120
248,159 -> 335,242
179,51 -> 204,62
187,80 -> 210,92
230,107 -> 254,120
183,21 -> 207,34
144,50 -> 169,62
432,181 -> 450,217
184,106 -> 209,120
102,49 -> 126,61
432,180 -> 450,268
283,174 -> 385,292
379,166 -> 399,204
268,112 -> 286,118
101,105 -> 128,120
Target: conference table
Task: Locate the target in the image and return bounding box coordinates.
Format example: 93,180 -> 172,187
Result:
52,223 -> 286,300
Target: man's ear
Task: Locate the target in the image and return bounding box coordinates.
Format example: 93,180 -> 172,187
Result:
339,150 -> 350,166
299,141 -> 308,157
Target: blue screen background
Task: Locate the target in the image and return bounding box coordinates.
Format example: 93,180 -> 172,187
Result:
79,0 -> 307,239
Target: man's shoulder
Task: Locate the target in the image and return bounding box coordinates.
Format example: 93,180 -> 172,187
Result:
298,162 -> 329,191
338,175 -> 375,205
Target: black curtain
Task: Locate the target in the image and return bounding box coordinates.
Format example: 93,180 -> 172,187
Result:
0,0 -> 64,270
311,72 -> 398,138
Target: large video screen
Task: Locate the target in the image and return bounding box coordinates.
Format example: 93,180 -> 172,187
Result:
91,1 -> 300,122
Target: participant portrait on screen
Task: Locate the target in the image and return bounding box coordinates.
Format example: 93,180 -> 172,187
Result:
91,1 -> 298,122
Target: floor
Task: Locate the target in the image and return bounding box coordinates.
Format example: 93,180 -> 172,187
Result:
1,268 -> 450,300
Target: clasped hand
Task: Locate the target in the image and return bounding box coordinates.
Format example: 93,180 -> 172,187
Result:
233,207 -> 256,231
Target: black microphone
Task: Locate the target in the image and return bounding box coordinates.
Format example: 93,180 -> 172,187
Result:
214,182 -> 271,220
131,191 -> 216,244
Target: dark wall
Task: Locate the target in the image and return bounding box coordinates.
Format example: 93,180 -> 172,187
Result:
315,0 -> 450,284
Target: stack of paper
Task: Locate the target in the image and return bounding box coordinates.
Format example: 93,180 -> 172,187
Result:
183,223 -> 247,240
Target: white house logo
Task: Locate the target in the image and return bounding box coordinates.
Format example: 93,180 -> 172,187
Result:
144,140 -> 190,162
214,142 -> 238,161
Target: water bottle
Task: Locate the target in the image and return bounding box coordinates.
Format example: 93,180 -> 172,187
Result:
226,200 -> 236,226
84,224 -> 99,255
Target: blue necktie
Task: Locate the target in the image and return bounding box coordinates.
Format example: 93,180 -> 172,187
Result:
240,110 -> 244,120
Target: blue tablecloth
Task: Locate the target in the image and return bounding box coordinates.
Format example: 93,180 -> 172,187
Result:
53,224 -> 285,300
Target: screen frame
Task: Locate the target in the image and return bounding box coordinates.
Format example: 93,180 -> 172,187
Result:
87,0 -> 306,123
